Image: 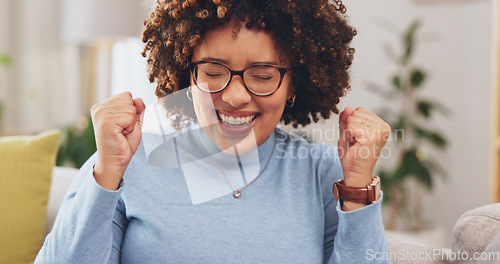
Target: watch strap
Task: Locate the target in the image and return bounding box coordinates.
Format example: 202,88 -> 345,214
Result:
333,176 -> 381,204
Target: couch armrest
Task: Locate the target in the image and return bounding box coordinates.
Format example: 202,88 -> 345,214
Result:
44,166 -> 79,235
452,203 -> 500,263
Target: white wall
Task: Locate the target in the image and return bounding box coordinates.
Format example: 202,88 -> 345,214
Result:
318,0 -> 493,246
0,0 -> 84,133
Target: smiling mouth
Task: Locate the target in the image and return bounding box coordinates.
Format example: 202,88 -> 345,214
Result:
216,111 -> 259,127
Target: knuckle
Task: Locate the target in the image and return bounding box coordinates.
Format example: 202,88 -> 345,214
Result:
120,91 -> 133,100
90,104 -> 100,115
91,106 -> 104,119
355,107 -> 366,112
384,122 -> 391,130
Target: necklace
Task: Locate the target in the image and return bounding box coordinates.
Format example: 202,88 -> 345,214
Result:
193,129 -> 276,199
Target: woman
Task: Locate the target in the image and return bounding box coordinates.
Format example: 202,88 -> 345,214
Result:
36,0 -> 391,263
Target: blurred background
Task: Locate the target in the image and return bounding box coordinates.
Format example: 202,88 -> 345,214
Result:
0,0 -> 498,250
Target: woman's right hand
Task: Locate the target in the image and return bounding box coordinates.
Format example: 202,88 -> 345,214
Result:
91,92 -> 146,190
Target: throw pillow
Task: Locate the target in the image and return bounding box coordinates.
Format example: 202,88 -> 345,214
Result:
0,129 -> 61,264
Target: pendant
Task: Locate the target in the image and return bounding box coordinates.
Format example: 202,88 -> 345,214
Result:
233,190 -> 241,199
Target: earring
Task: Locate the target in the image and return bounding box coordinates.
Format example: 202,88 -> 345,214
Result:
334,0 -> 347,14
286,94 -> 296,108
186,88 -> 193,101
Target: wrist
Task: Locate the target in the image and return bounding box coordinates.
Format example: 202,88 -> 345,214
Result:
93,163 -> 125,191
343,171 -> 373,187
342,201 -> 369,211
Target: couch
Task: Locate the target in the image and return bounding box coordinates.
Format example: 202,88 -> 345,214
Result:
386,203 -> 500,264
44,167 -> 500,264
44,167 -> 79,236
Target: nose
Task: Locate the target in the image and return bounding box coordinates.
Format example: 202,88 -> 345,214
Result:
221,75 -> 252,107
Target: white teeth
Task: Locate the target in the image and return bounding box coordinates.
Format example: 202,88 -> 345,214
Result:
217,112 -> 256,125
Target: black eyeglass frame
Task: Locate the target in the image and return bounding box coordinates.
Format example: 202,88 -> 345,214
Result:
187,61 -> 291,97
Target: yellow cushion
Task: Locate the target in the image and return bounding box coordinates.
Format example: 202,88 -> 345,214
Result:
0,129 -> 61,264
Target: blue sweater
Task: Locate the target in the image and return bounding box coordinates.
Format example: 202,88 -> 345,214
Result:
35,128 -> 389,263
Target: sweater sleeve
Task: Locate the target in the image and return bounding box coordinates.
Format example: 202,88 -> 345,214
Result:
319,145 -> 390,264
34,154 -> 128,264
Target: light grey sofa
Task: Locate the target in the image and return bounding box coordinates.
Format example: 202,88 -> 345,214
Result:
46,167 -> 500,263
388,203 -> 500,264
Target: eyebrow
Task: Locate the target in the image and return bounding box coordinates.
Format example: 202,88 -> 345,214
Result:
199,57 -> 279,66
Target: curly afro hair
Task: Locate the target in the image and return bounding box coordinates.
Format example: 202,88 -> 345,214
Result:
142,0 -> 356,128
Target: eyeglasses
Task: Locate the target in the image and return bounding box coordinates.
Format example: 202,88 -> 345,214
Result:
187,61 -> 291,96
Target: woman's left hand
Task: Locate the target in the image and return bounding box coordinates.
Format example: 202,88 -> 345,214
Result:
338,106 -> 391,188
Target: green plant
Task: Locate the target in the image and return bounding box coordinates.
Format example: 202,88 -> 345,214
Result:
56,115 -> 97,168
367,20 -> 450,231
0,53 -> 11,122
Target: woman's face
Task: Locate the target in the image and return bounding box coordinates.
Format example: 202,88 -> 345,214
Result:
190,20 -> 293,153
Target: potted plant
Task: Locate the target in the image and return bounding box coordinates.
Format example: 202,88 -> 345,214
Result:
367,20 -> 450,231
0,53 -> 11,124
56,114 -> 97,168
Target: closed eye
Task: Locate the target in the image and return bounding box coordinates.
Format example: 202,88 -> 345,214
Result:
205,72 -> 225,77
251,75 -> 274,80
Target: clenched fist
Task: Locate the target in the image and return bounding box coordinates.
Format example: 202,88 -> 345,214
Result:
338,106 -> 391,209
91,92 -> 146,190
